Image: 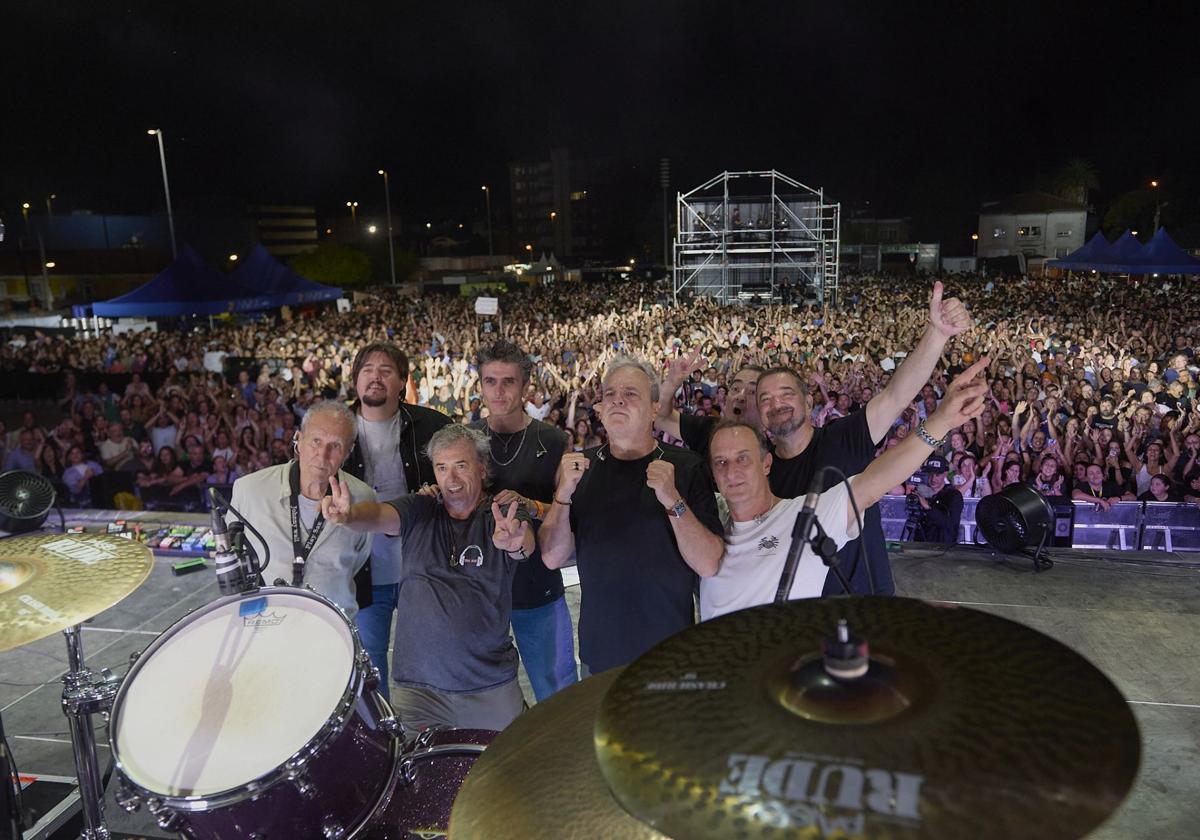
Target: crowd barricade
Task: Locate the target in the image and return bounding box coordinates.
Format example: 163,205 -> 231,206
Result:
878,496 -> 1200,552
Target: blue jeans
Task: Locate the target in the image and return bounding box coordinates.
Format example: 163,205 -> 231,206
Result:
510,595 -> 578,702
356,583 -> 398,687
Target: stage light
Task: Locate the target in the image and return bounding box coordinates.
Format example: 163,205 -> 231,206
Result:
975,484 -> 1055,571
368,225 -> 377,234
228,254 -> 238,261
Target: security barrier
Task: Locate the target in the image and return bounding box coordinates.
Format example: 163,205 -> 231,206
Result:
878,496 -> 1200,552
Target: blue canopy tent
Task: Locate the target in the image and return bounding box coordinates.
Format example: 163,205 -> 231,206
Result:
230,246 -> 342,307
1126,228 -> 1200,276
91,245 -> 342,317
92,245 -> 253,317
1088,230 -> 1150,273
1045,231 -> 1111,270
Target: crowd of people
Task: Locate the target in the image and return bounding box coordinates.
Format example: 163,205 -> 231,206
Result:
2,270 -> 1199,510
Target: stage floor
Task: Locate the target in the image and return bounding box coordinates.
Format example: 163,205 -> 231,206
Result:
2,542 -> 1197,839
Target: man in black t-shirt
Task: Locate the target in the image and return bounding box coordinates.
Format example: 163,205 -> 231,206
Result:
757,281 -> 974,595
1072,463 -> 1134,512
540,356 -> 724,674
470,340 -> 576,702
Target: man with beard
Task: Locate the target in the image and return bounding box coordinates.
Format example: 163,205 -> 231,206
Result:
469,340 -> 577,701
343,342 -> 450,685
655,345 -> 764,458
703,359 -> 989,619
756,281 -> 974,596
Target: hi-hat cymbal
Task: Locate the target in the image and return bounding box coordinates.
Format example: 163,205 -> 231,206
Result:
449,668 -> 666,840
0,533 -> 154,652
595,597 -> 1140,840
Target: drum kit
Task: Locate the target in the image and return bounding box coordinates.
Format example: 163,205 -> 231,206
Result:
2,531 -> 1141,839
0,533 -> 489,840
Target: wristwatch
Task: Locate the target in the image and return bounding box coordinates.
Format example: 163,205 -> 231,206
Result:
668,499 -> 687,519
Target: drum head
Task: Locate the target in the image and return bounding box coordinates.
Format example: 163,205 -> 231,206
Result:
112,589 -> 355,797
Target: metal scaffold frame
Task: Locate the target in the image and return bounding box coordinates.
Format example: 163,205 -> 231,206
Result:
672,170 -> 840,305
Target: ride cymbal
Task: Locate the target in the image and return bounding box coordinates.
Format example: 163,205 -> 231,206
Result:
0,533 -> 154,652
594,596 -> 1139,840
449,668 -> 665,840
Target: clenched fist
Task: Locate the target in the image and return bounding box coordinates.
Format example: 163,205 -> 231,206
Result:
554,453 -> 590,502
646,459 -> 681,510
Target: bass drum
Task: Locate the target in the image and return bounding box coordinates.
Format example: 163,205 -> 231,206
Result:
110,587 -> 399,839
357,727 -> 495,839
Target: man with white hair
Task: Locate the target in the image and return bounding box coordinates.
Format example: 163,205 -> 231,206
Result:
540,355 -> 724,675
227,399 -> 376,619
323,424 -> 536,731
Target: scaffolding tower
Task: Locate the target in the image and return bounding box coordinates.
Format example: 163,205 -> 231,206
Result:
672,170 -> 840,305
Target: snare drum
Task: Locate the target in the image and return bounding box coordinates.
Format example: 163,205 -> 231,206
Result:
110,587 -> 399,839
358,727 -> 495,840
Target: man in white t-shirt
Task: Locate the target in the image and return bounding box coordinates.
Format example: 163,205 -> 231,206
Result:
702,358 -> 990,621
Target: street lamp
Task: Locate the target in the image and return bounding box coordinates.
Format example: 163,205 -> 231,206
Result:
147,129 -> 178,259
228,253 -> 238,262
44,261 -> 56,269
377,169 -> 397,285
46,194 -> 56,217
1150,180 -> 1164,232
368,224 -> 378,234
971,232 -> 979,259
481,185 -> 493,256
346,201 -> 359,226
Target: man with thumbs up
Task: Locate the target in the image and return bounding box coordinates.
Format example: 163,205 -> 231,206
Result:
756,281 -> 976,596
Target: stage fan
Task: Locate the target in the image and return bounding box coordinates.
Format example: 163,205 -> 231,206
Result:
974,483 -> 1055,571
0,470 -> 57,534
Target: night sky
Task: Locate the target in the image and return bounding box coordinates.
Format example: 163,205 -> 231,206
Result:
6,1 -> 1199,237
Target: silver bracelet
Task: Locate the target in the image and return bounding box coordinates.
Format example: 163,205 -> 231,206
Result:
915,420 -> 946,448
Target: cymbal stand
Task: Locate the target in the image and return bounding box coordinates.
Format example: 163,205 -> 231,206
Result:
61,626 -> 120,840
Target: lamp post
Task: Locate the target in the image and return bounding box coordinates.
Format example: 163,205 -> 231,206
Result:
346,201 -> 359,227
147,129 -> 177,259
971,232 -> 979,259
481,185 -> 493,256
378,170 -> 397,285
46,193 -> 56,217
1150,180 -> 1164,233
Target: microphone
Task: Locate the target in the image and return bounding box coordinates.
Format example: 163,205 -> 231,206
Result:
210,487 -> 246,596
774,467 -> 826,603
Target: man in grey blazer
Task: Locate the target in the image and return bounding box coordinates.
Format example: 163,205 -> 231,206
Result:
228,400 -> 375,619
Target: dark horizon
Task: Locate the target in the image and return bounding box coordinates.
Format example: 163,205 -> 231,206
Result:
5,1 -> 1199,243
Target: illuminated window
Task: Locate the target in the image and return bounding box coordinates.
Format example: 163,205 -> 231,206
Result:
570,191 -> 588,201
992,228 -> 1007,239
1016,226 -> 1041,238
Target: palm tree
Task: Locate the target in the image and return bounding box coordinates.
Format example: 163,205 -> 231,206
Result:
1051,159 -> 1100,206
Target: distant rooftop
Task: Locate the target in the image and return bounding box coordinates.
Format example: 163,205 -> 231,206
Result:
980,191 -> 1087,215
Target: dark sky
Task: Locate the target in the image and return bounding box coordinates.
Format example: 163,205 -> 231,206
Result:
6,1 -> 1199,233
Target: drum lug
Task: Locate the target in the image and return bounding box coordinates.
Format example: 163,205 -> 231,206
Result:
155,810 -> 183,832
286,761 -> 317,799
365,664 -> 381,690
399,758 -> 418,786
322,819 -> 346,839
379,715 -> 402,736
115,782 -> 141,813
